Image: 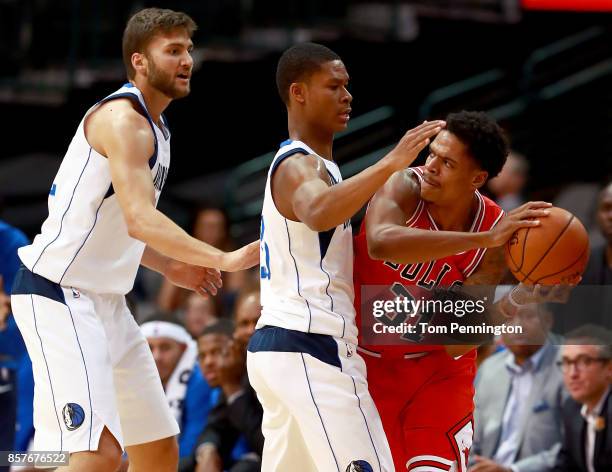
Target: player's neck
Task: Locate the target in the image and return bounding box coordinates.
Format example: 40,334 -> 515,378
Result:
287,116 -> 334,160
426,192 -> 478,232
131,79 -> 172,126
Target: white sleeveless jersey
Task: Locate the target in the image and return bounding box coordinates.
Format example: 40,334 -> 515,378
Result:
257,140 -> 357,344
19,83 -> 170,295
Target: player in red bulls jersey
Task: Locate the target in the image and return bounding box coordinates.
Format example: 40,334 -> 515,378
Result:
354,111 -> 553,472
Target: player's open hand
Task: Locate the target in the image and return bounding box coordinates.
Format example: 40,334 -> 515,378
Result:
484,201 -> 552,248
384,120 -> 445,172
164,260 -> 222,297
513,280 -> 579,305
222,240 -> 259,272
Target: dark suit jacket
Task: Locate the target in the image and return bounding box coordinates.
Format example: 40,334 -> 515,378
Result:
553,391 -> 612,472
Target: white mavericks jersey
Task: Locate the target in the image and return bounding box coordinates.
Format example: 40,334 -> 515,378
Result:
258,140 -> 357,344
19,83 -> 170,295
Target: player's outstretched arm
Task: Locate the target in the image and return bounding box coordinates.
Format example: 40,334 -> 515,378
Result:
275,120 -> 444,231
88,100 -> 258,272
366,172 -> 552,264
141,246 -> 222,297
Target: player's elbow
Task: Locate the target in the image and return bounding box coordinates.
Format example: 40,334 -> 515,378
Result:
305,217 -> 334,232
125,217 -> 145,241
367,238 -> 387,260
367,231 -> 392,261
124,210 -> 148,241
297,206 -> 333,232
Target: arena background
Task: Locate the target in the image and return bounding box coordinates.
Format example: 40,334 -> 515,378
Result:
1,0 -> 611,245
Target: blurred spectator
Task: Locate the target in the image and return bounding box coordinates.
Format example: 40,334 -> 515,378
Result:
487,152 -> 529,212
583,181 -> 612,285
471,303 -> 564,472
183,292 -> 222,339
141,318 -> 217,460
157,207 -> 246,312
0,217 -> 33,460
233,287 -> 261,346
555,182 -> 612,333
553,326 -> 612,472
191,319 -> 263,472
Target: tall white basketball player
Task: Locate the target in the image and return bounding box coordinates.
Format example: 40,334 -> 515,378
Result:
10,8 -> 257,472
246,42 -> 445,472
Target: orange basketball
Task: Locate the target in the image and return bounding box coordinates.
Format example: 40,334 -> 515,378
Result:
505,206 -> 590,285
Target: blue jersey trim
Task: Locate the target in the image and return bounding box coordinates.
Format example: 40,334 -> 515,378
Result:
30,295 -> 63,451
270,148 -> 310,177
104,184 -> 114,199
279,139 -> 292,147
351,376 -> 382,472
12,264 -> 66,305
65,303 -> 93,448
284,219 -> 313,331
301,353 -> 340,471
31,147 -> 93,273
247,326 -> 341,369
59,190 -> 106,285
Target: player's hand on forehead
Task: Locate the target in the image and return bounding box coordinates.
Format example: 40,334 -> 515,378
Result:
384,120 -> 446,172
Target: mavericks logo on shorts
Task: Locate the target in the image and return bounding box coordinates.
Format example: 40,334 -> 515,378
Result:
346,460 -> 373,472
62,403 -> 85,431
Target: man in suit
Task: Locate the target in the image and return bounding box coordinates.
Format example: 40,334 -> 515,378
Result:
553,327 -> 612,472
470,302 -> 565,472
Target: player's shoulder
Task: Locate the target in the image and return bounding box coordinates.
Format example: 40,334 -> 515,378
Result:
86,98 -> 153,155
378,167 -> 421,211
90,98 -> 151,133
271,139 -> 323,179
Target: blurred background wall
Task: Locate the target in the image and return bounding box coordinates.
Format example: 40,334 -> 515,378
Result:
0,0 -> 611,245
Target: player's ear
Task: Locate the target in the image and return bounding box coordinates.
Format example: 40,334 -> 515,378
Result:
131,52 -> 147,76
289,82 -> 306,105
472,171 -> 488,189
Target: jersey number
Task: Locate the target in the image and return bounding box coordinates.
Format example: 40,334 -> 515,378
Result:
260,217 -> 271,280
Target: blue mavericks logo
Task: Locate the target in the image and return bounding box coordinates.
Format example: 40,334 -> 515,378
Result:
346,460 -> 373,472
62,403 -> 85,431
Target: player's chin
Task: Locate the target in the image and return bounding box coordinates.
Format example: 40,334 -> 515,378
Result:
420,187 -> 437,202
172,87 -> 190,99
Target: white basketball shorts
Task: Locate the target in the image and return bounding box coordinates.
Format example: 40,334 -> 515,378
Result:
10,264 -> 179,453
247,325 -> 395,472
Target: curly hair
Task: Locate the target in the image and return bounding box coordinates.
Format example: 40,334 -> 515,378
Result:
276,42 -> 341,105
445,111 -> 509,179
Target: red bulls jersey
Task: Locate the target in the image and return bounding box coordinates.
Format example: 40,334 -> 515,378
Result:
354,166 -> 504,353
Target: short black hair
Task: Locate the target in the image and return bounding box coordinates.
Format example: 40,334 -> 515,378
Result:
446,111 -> 509,179
199,319 -> 234,339
276,42 -> 341,105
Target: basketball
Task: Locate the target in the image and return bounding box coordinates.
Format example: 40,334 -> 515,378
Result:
505,206 -> 590,285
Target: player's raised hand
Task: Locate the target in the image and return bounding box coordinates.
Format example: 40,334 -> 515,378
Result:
383,120 -> 445,172
483,201 -> 552,248
221,240 -> 259,272
164,260 -> 222,296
